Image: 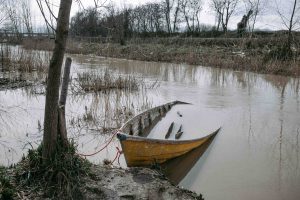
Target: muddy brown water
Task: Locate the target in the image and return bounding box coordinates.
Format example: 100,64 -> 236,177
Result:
0,53 -> 300,200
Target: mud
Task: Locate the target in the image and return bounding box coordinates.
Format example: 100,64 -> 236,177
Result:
82,165 -> 202,200
2,163 -> 203,200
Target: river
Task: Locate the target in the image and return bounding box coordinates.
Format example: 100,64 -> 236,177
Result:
0,53 -> 299,200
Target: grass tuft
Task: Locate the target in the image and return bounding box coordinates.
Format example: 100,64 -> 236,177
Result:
75,69 -> 141,93
0,166 -> 15,200
1,44 -> 50,73
15,142 -> 90,199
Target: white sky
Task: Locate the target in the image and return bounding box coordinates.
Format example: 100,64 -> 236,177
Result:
27,0 -> 298,31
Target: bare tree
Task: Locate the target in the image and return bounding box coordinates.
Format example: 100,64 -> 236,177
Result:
191,0 -> 203,32
0,0 -> 9,26
3,0 -> 21,35
173,0 -> 182,32
276,0 -> 299,51
35,0 -> 58,35
1,0 -> 33,37
127,3 -> 164,35
21,0 -> 33,35
211,0 -> 239,34
181,0 -> 191,32
37,0 -> 108,161
151,3 -> 164,33
183,0 -> 203,32
244,0 -> 265,37
211,0 -> 223,31
41,0 -> 72,161
163,0 -> 174,34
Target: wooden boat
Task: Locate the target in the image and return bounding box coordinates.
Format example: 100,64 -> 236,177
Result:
117,101 -> 220,167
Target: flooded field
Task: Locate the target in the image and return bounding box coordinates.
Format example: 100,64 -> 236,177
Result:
1,52 -> 300,200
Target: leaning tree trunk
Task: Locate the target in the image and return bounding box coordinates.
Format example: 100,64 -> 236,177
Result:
43,0 -> 72,161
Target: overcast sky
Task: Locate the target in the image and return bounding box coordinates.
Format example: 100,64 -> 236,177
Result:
27,0 -> 299,31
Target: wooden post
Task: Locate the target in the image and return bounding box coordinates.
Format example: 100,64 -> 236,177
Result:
59,57 -> 72,106
1,45 -> 3,71
58,57 -> 72,148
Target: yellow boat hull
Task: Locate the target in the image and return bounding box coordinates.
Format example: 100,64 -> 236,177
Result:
117,129 -> 219,167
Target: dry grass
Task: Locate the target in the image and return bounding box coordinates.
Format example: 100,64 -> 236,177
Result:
75,69 -> 141,92
21,37 -> 300,77
69,68 -> 154,133
1,44 -> 50,73
22,38 -> 54,51
69,89 -> 153,133
12,144 -> 90,199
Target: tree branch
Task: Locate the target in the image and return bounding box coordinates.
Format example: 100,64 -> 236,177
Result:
36,0 -> 56,32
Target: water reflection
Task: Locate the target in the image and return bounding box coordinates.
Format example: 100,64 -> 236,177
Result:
161,133 -> 217,185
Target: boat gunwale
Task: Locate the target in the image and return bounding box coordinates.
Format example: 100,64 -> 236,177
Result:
119,100 -> 190,133
117,128 -> 221,145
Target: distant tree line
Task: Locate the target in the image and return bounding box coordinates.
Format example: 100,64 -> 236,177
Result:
69,0 -> 272,39
0,0 -> 299,45
70,0 -> 207,39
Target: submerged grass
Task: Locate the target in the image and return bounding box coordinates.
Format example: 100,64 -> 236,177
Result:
76,69 -> 140,92
1,44 -> 50,73
69,88 -> 153,134
0,44 -> 49,90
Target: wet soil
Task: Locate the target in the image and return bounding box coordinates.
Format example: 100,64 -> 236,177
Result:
2,165 -> 202,200
82,165 -> 202,200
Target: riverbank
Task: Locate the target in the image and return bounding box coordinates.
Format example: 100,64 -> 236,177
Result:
1,163 -> 202,199
22,37 -> 300,77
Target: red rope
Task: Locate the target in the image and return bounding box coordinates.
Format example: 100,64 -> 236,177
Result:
111,146 -> 123,165
78,130 -> 119,157
117,147 -> 122,165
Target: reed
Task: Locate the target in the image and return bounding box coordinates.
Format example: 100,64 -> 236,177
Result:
75,69 -> 141,92
69,88 -> 153,134
0,44 -> 50,73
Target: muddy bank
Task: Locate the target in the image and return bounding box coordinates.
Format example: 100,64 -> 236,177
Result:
83,165 -> 202,200
1,164 -> 202,200
22,37 -> 300,77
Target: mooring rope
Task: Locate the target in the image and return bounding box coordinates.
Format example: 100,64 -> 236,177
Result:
111,146 -> 122,165
78,130 -> 119,157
